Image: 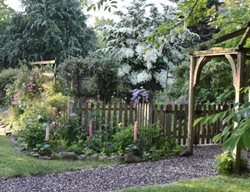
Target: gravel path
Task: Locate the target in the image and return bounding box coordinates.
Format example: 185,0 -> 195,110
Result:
0,145 -> 240,192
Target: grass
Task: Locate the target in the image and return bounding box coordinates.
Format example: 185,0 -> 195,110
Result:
0,135 -> 117,179
121,176 -> 250,192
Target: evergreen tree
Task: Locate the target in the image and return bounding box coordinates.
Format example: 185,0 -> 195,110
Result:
0,0 -> 96,68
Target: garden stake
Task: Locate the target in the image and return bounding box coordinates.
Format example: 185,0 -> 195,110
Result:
45,127 -> 50,141
88,121 -> 93,139
134,120 -> 138,143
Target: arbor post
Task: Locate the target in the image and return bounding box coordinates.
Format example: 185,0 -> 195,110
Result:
233,52 -> 245,172
187,56 -> 196,155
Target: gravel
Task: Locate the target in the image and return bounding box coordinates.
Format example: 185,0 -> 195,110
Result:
0,145 -> 248,192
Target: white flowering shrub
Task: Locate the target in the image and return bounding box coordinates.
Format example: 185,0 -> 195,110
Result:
101,0 -> 199,90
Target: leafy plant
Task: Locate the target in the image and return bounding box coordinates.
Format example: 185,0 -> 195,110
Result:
112,124 -> 134,154
113,124 -> 181,160
6,66 -> 45,114
215,151 -> 248,174
125,143 -> 142,157
56,116 -> 85,146
34,143 -> 52,156
0,68 -> 17,105
194,102 -> 250,151
84,130 -> 115,156
66,143 -> 84,155
214,151 -> 234,174
17,106 -> 53,148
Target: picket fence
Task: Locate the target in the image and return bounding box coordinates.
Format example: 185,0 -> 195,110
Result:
67,101 -> 232,145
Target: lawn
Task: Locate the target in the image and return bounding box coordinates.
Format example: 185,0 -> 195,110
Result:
0,135 -> 117,179
121,176 -> 250,192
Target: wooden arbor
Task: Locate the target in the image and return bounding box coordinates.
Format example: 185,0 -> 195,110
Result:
187,23 -> 250,171
31,60 -> 57,81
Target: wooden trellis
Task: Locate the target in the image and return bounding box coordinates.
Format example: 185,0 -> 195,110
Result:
187,22 -> 250,172
31,60 -> 56,81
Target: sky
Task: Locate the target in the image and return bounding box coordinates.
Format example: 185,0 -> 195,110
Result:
4,0 -> 176,26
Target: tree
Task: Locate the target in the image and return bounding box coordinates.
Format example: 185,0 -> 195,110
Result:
210,0 -> 250,47
86,0 -> 118,12
0,0 -> 96,68
0,0 -> 15,69
102,0 -> 199,92
166,0 -> 249,103
94,17 -> 115,48
0,0 -> 15,31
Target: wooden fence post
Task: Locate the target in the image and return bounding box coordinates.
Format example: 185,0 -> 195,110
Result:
67,101 -> 74,117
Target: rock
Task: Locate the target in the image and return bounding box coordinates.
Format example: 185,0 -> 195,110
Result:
124,152 -> 135,163
59,152 -> 78,160
38,151 -> 52,157
77,155 -> 87,161
50,153 -> 59,160
15,147 -> 26,153
90,154 -> 99,159
99,156 -> 108,161
115,156 -> 124,162
29,152 -> 39,158
134,156 -> 141,162
108,156 -> 124,162
38,156 -> 50,160
179,148 -> 192,157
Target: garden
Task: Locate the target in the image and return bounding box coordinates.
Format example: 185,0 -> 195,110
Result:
0,0 -> 250,191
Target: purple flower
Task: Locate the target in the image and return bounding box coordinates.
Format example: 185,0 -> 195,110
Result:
131,87 -> 149,104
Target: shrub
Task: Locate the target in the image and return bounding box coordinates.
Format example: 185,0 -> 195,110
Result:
113,124 -> 134,154
34,143 -> 52,156
0,68 -> 17,105
42,82 -> 69,112
17,106 -> 53,148
113,124 -> 182,160
215,151 -> 248,174
56,116 -> 84,145
84,130 -> 115,156
6,67 -> 45,114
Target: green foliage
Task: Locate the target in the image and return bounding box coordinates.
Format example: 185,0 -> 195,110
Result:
60,57 -> 96,99
113,124 -> 182,160
178,0 -> 212,26
0,0 -> 15,35
215,151 -> 234,174
84,130 -> 115,156
6,66 -> 45,113
215,151 -> 248,174
168,60 -> 235,104
94,17 -> 115,48
60,52 -> 123,102
0,0 -> 96,68
56,116 -> 84,146
42,82 -> 69,111
210,1 -> 250,48
196,61 -> 234,103
113,124 -> 134,154
167,63 -> 189,100
16,104 -> 53,148
87,0 -> 118,12
65,142 -> 84,155
0,68 -> 17,105
4,67 -> 71,151
0,135 -> 116,179
194,102 -> 250,151
33,143 -> 52,156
